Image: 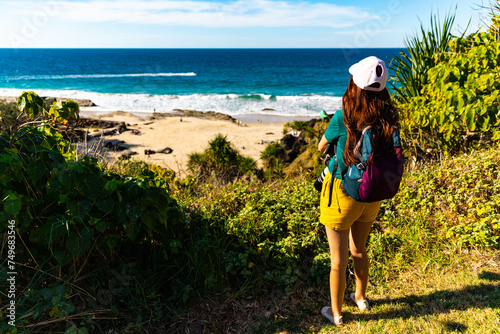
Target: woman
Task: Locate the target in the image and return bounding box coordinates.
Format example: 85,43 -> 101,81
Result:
318,56 -> 399,326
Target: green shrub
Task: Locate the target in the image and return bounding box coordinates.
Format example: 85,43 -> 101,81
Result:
379,147 -> 500,249
260,142 -> 286,162
188,133 -> 256,183
399,30 -> 500,160
0,101 -> 23,134
0,92 -> 188,331
183,180 -> 329,289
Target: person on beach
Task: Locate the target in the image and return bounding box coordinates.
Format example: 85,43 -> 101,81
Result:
317,56 -> 398,326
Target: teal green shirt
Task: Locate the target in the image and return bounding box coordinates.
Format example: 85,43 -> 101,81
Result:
324,110 -> 347,179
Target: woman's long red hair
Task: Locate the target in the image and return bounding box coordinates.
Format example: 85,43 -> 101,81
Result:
342,77 -> 399,165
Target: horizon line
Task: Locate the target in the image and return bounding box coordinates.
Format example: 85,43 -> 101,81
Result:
0,47 -> 406,50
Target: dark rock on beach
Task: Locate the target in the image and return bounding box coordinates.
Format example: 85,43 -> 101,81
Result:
116,149 -> 137,160
104,140 -> 128,151
158,147 -> 173,154
43,97 -> 96,107
76,118 -> 127,130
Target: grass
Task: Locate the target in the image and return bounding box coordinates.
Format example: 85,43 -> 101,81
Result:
169,249 -> 500,333
3,137 -> 500,333
167,146 -> 500,334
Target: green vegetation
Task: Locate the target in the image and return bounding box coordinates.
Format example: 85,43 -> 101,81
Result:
0,101 -> 23,134
390,10 -> 461,103
389,5 -> 500,162
2,6 -> 500,333
187,133 -> 257,183
400,30 -> 500,160
260,142 -> 286,168
167,146 -> 500,333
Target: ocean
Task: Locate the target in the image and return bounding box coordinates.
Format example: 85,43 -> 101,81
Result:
0,48 -> 403,118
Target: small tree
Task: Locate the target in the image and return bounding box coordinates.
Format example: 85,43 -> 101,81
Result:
188,134 -> 256,183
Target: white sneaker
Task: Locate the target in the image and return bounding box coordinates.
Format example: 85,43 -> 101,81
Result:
321,306 -> 343,326
350,292 -> 370,311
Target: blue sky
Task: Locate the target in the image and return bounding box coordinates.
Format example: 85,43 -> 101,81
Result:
0,0 -> 490,48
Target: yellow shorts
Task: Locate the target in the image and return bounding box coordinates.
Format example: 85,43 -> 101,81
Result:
320,172 -> 381,231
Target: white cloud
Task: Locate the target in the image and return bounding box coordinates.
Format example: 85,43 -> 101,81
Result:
42,0 -> 375,28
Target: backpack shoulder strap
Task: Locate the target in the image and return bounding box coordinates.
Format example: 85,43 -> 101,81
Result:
391,126 -> 402,147
354,126 -> 372,162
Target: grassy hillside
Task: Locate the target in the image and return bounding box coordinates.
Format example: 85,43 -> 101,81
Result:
3,8 -> 500,332
169,145 -> 500,333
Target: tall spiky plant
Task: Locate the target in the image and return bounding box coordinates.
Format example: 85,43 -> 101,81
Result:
489,0 -> 500,40
390,10 -> 463,103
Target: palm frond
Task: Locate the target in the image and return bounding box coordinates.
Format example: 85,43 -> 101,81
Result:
389,9 -> 457,103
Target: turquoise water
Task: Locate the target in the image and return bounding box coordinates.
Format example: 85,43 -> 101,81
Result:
0,48 -> 403,117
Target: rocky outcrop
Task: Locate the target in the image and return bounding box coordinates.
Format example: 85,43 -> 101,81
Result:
76,118 -> 127,131
146,109 -> 236,122
281,133 -> 307,163
0,96 -> 96,107
103,139 -> 128,151
45,97 -> 96,107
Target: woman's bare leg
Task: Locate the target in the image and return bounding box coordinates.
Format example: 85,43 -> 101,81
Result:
349,220 -> 374,301
325,226 -> 350,316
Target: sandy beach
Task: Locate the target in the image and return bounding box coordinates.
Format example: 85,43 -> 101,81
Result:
79,110 -> 293,176
1,95 -> 314,175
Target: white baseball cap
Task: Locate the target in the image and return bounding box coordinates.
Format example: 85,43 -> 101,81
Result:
348,56 -> 389,92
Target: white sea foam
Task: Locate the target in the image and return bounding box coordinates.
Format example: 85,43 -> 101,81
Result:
3,73 -> 197,81
0,88 -> 342,117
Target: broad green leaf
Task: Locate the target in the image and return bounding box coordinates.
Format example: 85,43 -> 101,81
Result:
27,161 -> 46,184
141,209 -> 158,235
17,91 -> 44,117
76,174 -> 101,201
97,197 -> 114,214
80,226 -> 94,254
96,220 -> 107,233
4,194 -> 21,215
64,325 -> 78,334
48,100 -> 79,124
65,228 -> 93,257
456,93 -> 465,110
105,235 -> 119,250
125,203 -> 142,222
66,232 -> 82,256
17,95 -> 26,113
466,107 -> 476,131
67,199 -> 92,219
479,115 -> 491,132
59,194 -> 69,204
105,180 -> 117,191
0,173 -> 12,186
437,111 -> 445,125
29,219 -> 67,245
124,221 -> 141,241
58,168 -> 75,188
450,67 -> 461,82
54,246 -> 73,265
